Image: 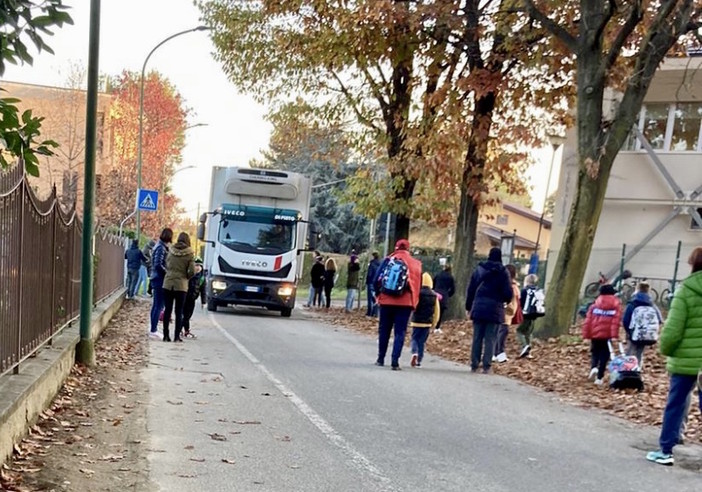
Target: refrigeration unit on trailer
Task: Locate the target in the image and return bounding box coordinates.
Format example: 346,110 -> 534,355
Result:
197,167 -> 316,317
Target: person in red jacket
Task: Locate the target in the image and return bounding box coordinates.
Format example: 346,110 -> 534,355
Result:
582,284 -> 622,385
375,239 -> 423,370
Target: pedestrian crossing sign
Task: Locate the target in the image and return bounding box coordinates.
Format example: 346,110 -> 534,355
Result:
137,189 -> 159,212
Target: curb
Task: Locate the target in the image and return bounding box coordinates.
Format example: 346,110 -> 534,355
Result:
0,289 -> 126,467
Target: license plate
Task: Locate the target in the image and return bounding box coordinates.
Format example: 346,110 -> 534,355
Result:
245,286 -> 261,293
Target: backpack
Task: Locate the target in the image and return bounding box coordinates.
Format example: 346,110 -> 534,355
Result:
522,288 -> 546,317
377,257 -> 410,296
630,305 -> 660,345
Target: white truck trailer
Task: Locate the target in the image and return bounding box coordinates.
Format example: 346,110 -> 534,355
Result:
197,167 -> 314,317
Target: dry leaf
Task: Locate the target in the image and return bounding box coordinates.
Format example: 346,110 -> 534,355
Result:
221,458 -> 236,465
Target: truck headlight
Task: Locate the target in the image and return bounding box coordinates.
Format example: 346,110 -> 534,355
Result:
278,285 -> 294,297
212,280 -> 227,291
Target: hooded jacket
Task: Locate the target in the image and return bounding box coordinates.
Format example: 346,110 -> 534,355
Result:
410,273 -> 440,328
125,242 -> 146,271
347,260 -> 361,289
433,270 -> 456,307
366,257 -> 381,286
310,260 -> 326,289
142,240 -> 156,272
582,294 -> 621,340
150,240 -> 169,282
622,292 -> 662,337
660,271 -> 702,376
465,260 -> 513,324
377,249 -> 423,309
163,241 -> 196,292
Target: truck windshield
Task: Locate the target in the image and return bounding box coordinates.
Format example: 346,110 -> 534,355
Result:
219,219 -> 296,255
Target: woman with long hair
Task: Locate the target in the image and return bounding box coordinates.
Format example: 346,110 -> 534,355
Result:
162,232 -> 196,342
323,257 -> 338,309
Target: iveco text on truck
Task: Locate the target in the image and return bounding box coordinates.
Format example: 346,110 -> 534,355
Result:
197,167 -> 315,317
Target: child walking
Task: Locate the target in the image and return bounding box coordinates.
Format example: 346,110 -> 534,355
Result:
494,264 -> 521,363
410,273 -> 440,368
183,258 -> 206,338
583,284 -> 622,385
623,281 -> 662,370
517,274 -> 540,358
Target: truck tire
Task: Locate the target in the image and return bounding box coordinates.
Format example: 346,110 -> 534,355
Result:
207,300 -> 218,312
281,308 -> 292,318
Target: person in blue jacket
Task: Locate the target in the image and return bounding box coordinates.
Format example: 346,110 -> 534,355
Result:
622,281 -> 662,369
149,228 -> 173,338
365,251 -> 381,317
124,240 -> 146,299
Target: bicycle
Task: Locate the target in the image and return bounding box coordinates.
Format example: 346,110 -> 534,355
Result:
584,270 -> 633,299
659,279 -> 682,309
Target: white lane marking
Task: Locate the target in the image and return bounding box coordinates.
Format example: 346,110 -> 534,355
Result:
209,314 -> 394,491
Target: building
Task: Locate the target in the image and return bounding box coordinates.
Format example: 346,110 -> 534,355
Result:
547,56 -> 702,295
1,81 -> 114,210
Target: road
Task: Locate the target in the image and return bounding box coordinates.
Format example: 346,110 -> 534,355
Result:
143,307 -> 700,492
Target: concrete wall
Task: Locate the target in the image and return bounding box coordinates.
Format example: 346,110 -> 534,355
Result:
0,289 -> 125,467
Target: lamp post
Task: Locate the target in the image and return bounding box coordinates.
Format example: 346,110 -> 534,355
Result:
135,25 -> 209,240
530,134 -> 566,274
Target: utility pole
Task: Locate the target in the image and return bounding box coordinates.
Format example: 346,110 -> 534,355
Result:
76,0 -> 101,365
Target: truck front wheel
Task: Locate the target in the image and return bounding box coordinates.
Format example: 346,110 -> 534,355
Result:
207,299 -> 218,312
281,308 -> 292,318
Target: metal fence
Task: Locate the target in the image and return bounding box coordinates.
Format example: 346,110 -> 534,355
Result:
0,164 -> 124,377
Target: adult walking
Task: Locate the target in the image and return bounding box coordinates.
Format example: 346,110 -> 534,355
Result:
433,263 -> 456,333
375,239 -> 422,370
646,247 -> 702,466
365,251 -> 381,317
125,240 -> 146,299
142,239 -> 156,296
323,257 -> 337,309
149,228 -> 173,338
310,255 -> 326,307
162,232 -> 196,343
345,253 -> 361,312
465,247 -> 513,374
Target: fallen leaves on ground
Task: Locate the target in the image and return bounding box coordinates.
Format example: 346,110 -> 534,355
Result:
318,307 -> 700,445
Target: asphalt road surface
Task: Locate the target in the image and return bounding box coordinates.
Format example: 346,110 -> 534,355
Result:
143,306 -> 701,492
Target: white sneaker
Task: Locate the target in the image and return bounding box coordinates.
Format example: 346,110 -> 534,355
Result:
148,331 -> 163,340
588,368 -> 598,381
496,352 -> 508,363
434,328 -> 442,334
519,345 -> 531,358
594,378 -> 603,386
491,356 -> 497,362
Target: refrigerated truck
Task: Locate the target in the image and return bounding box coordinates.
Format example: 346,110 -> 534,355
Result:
197,167 -> 314,317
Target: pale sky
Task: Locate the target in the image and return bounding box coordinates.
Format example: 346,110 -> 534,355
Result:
1,0 -> 557,217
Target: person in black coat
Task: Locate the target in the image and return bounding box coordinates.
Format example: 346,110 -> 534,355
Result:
465,247 -> 513,373
310,256 -> 326,307
433,264 -> 456,332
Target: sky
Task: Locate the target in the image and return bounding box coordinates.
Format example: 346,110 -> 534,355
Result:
1,0 -> 558,217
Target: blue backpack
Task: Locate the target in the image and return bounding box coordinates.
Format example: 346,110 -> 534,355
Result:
376,257 -> 409,296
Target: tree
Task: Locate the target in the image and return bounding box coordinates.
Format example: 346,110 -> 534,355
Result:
0,0 -> 73,175
98,71 -> 189,237
523,0 -> 702,337
544,191 -> 557,219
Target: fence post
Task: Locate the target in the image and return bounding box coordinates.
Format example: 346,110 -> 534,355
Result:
49,194 -> 57,346
14,179 -> 26,374
671,240 -> 682,295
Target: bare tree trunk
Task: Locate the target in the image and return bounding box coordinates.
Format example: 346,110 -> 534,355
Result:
448,189 -> 479,319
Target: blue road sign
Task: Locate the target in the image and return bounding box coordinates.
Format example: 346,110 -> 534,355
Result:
137,188 -> 159,212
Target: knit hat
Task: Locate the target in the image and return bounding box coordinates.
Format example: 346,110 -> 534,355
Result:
194,257 -> 203,265
599,284 -> 616,296
395,239 -> 410,251
488,247 -> 502,262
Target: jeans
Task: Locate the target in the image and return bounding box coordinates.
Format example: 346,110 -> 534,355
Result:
136,265 -> 148,296
366,285 -> 377,316
626,342 -> 646,368
410,328 -> 430,363
494,324 -> 509,356
471,321 -> 498,371
126,269 -> 139,298
516,318 -> 535,348
659,374 -> 701,454
345,288 -> 358,311
313,287 -> 323,306
149,278 -> 164,333
590,339 -> 610,380
163,288 -> 187,340
377,305 -> 412,367
306,287 -> 315,307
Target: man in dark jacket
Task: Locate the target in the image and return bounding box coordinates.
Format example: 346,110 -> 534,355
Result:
465,247 -> 513,373
345,254 -> 361,312
365,251 -> 381,317
433,264 -> 456,332
125,240 -> 146,299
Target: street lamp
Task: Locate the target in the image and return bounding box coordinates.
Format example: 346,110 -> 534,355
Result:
530,134 -> 566,274
135,25 -> 210,240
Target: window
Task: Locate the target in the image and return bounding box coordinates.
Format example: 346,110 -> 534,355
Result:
496,214 -> 508,225
671,103 -> 702,151
691,208 -> 702,230
641,103 -> 669,150
219,219 -> 296,255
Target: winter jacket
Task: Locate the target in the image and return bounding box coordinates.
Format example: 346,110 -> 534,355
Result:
465,261 -> 513,324
142,240 -> 156,273
504,280 -> 521,325
125,243 -> 146,271
582,294 -> 621,340
366,258 -> 381,286
163,241 -> 196,292
622,292 -> 662,338
187,270 -> 207,304
150,240 -> 169,281
659,271 -> 702,376
347,261 -> 361,289
324,269 -> 336,289
377,249 -> 423,309
411,273 -> 440,329
433,270 -> 456,307
310,262 -> 326,289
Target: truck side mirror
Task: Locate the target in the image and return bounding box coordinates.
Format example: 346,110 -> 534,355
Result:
197,223 -> 206,241
307,225 -> 321,250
